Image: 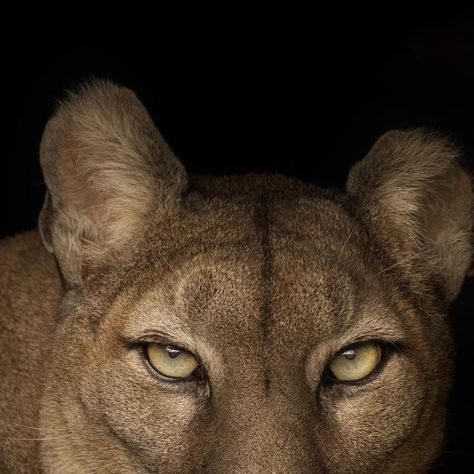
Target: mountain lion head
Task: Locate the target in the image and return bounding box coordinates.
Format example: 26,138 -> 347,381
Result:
1,81 -> 472,473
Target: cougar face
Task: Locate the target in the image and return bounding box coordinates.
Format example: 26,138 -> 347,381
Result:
0,81 -> 472,473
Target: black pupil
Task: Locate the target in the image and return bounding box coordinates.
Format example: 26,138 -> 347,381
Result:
166,346 -> 181,359
343,348 -> 356,361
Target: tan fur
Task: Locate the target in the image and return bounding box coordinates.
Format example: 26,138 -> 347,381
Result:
347,130 -> 473,300
1,81 -> 472,473
39,81 -> 186,284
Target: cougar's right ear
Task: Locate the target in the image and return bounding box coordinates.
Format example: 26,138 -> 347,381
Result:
39,80 -> 187,286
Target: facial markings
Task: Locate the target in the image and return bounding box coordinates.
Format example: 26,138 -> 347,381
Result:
260,198 -> 409,392
121,196 -> 408,401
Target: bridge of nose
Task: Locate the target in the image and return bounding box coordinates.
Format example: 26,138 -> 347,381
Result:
204,379 -> 321,473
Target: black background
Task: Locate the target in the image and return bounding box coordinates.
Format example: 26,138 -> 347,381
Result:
1,14 -> 474,472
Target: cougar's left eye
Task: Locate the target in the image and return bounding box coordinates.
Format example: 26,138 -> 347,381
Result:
145,343 -> 199,380
327,341 -> 382,382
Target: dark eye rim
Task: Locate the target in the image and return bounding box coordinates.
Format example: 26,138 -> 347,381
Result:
323,340 -> 400,386
141,343 -> 206,384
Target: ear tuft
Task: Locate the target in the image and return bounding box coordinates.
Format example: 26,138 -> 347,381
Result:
39,80 -> 187,284
348,129 -> 473,302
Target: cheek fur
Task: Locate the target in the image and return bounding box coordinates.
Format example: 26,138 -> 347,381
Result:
83,354 -> 208,470
318,360 -> 426,469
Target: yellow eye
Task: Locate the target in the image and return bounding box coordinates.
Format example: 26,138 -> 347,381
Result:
327,341 -> 381,382
146,343 -> 199,379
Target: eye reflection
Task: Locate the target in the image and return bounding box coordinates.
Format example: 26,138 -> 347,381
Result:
146,343 -> 199,379
327,341 -> 382,382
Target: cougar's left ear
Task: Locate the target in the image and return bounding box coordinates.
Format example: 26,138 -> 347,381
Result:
347,129 -> 473,302
39,80 -> 187,285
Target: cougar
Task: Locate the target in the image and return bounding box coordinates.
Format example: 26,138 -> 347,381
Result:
0,81 -> 472,473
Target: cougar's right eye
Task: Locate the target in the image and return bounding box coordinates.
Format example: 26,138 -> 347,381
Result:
145,343 -> 200,380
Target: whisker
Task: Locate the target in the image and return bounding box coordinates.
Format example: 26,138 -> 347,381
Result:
1,422 -> 68,432
335,227 -> 356,268
0,435 -> 72,442
373,251 -> 427,277
154,246 -> 182,281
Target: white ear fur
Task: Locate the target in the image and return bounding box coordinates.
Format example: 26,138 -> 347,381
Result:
39,80 -> 187,284
347,129 -> 473,301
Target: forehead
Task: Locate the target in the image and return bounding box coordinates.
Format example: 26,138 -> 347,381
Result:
120,181 -> 399,354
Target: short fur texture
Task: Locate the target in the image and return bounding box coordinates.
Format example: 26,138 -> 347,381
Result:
1,81 -> 472,473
